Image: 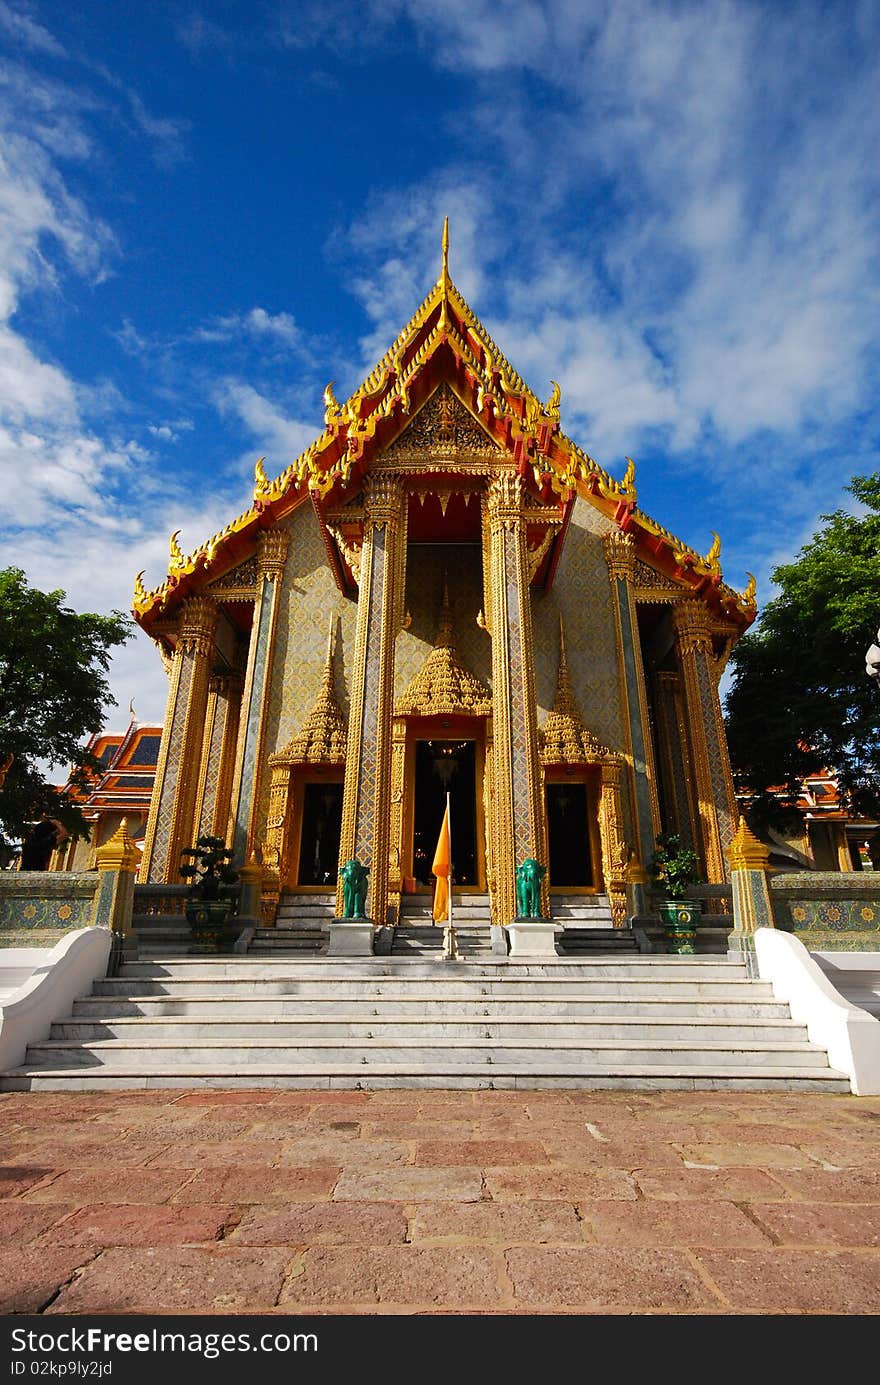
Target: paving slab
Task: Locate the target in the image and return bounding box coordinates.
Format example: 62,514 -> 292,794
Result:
0,1088 -> 878,1315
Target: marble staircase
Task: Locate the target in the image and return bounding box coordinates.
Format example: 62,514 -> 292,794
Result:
0,954 -> 850,1092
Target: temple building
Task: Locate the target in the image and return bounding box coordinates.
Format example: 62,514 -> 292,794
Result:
49,719 -> 162,874
133,228 -> 756,931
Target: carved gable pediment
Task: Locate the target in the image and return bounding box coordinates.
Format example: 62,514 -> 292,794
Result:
386,383 -> 501,464
633,558 -> 682,600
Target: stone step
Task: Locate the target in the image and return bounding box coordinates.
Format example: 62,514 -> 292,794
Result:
112,956 -> 742,979
51,1017 -> 810,1044
0,1063 -> 849,1092
92,975 -> 776,997
71,995 -> 795,1020
22,1036 -> 831,1069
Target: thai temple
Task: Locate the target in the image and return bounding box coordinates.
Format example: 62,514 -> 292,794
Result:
132,226 -> 757,934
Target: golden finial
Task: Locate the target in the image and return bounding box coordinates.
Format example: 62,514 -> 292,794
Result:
169,530 -> 185,569
323,381 -> 340,426
254,456 -> 270,498
441,216 -> 450,286
705,531 -> 722,575
133,570 -> 148,605
743,572 -> 757,606
621,457 -> 636,500
128,699 -> 136,721
545,380 -> 561,422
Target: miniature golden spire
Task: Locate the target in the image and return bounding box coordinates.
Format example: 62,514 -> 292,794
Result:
438,217 -> 451,330
705,531 -> 722,575
621,457 -> 637,501
538,616 -> 606,762
436,575 -> 454,648
133,570 -> 148,605
253,456 -> 270,498
545,380 -> 561,422
169,530 -> 185,569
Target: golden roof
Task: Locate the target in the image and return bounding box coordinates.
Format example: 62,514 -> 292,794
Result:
134,223 -> 756,631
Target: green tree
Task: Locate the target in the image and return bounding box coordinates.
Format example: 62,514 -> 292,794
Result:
725,473 -> 880,833
0,568 -> 132,851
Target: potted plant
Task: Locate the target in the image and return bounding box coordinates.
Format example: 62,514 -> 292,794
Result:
649,832 -> 701,955
180,836 -> 240,950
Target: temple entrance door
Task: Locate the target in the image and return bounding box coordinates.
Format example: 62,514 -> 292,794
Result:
289,776 -> 344,889
405,721 -> 485,892
544,771 -> 602,892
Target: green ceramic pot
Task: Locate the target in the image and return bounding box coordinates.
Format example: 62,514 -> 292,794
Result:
658,900 -> 699,955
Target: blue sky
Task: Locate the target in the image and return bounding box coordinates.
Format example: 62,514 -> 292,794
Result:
1,0 -> 878,740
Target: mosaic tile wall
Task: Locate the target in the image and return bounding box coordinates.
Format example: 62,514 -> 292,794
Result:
394,544 -> 490,693
771,873 -> 880,951
0,874 -> 98,941
256,506 -> 357,846
532,498 -> 624,754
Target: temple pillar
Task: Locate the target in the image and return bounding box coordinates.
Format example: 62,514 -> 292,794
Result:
194,673 -> 241,843
141,596 -> 218,883
652,670 -> 698,852
673,598 -> 738,882
337,473 -> 406,926
230,529 -> 289,864
486,473 -> 545,925
603,529 -> 660,866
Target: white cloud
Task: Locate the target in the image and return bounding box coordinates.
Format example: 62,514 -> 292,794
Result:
216,380 -> 318,468
191,306 -> 299,347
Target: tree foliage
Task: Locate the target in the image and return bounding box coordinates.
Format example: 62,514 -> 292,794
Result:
725,474 -> 880,830
0,568 -> 132,847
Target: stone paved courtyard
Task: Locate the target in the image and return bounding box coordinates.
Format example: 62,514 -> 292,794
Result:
2,1088 -> 880,1315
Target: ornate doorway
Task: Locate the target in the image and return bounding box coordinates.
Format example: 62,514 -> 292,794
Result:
297,780 -> 344,887
412,738 -> 478,887
544,772 -> 601,891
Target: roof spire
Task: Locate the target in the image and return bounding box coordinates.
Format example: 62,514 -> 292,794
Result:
438,217 -> 451,331
441,216 -> 450,287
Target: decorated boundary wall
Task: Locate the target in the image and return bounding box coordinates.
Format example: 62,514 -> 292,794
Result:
0,873 -> 100,946
770,872 -> 880,952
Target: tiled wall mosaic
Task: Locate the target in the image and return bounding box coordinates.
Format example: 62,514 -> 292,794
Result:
0,874 -> 98,937
531,498 -> 624,755
772,873 -> 880,951
257,507 -> 357,845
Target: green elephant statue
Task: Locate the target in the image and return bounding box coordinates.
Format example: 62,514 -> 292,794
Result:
516,858 -> 547,919
339,859 -> 370,919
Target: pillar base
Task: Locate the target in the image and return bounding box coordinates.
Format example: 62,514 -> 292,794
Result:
727,930 -> 758,977
328,918 -> 375,956
505,919 -> 560,957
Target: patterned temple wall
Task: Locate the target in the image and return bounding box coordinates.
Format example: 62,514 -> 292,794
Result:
0,873 -> 99,947
771,872 -> 880,952
532,496 -> 626,756
394,544 -> 490,694
256,504 -> 358,845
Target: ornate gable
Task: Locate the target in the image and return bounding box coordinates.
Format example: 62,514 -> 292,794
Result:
386,383 -> 500,464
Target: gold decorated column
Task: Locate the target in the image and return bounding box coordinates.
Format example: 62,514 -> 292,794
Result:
193,673 -> 241,843
337,473 -> 406,925
673,598 -> 738,882
486,473 -> 545,925
141,596 -> 218,883
230,528 -> 289,863
652,670 -> 698,852
603,529 -> 660,865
